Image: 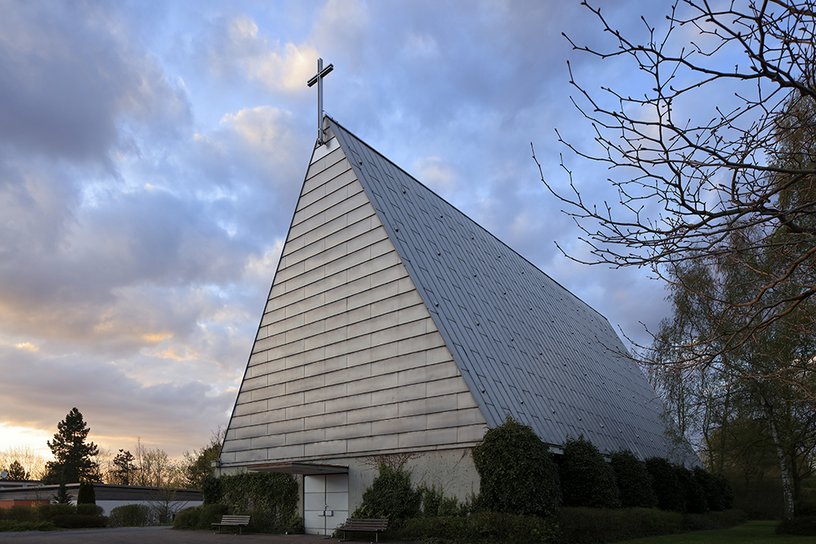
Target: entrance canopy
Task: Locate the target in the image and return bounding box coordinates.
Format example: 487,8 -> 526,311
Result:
250,462 -> 348,475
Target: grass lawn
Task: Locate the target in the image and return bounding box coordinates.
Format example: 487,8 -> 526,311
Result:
616,521 -> 811,543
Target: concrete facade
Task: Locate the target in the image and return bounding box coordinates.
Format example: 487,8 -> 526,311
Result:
221,136 -> 488,472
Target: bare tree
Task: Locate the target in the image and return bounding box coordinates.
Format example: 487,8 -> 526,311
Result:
536,0 -> 816,369
0,447 -> 48,480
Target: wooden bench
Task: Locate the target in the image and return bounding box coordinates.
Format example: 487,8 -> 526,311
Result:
336,518 -> 389,542
211,514 -> 251,534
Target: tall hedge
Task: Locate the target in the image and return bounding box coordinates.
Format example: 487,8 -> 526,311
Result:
560,437 -> 619,508
676,466 -> 708,513
472,417 -> 561,517
693,468 -> 732,511
645,458 -> 684,512
219,472 -> 298,533
610,451 -> 657,508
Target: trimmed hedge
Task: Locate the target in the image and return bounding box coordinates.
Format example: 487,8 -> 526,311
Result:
392,511 -> 559,544
37,504 -> 76,521
560,437 -> 619,508
559,507 -> 683,544
108,504 -> 153,527
472,417 -> 561,517
173,503 -> 231,530
219,472 -> 298,533
559,507 -> 747,543
0,520 -> 56,532
51,514 -> 108,528
683,509 -> 746,531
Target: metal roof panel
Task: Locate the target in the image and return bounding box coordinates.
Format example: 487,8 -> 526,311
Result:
327,116 -> 696,465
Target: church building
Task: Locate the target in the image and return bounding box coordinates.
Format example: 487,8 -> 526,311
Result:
219,107 -> 693,534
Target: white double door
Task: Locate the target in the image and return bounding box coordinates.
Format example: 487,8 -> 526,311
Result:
303,474 -> 349,535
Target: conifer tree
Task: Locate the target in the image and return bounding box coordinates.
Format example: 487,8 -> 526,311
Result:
43,407 -> 100,484
7,460 -> 29,481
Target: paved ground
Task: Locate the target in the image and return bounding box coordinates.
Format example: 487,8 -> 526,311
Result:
0,526 -> 396,544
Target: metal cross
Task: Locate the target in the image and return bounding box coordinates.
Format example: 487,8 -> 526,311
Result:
307,57 -> 334,145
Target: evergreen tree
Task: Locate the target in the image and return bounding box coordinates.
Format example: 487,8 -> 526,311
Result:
111,449 -> 138,485
7,460 -> 29,481
472,417 -> 561,517
43,407 -> 100,484
610,450 -> 657,508
560,436 -> 620,508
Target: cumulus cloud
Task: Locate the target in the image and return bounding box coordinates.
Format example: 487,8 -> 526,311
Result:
205,14 -> 318,94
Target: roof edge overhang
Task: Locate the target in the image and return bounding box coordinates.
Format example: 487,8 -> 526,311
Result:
247,462 -> 348,475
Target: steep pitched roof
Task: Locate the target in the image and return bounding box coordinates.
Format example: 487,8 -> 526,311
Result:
327,117 -> 694,463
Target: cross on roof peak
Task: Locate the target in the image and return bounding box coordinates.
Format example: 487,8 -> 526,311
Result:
307,57 -> 334,145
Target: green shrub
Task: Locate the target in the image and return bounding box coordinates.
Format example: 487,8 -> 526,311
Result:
560,437 -> 620,508
610,451 -> 657,508
76,504 -> 103,516
36,503 -> 76,521
77,482 -> 96,504
675,466 -> 707,513
197,503 -> 229,529
284,513 -> 304,534
419,485 -> 464,517
472,417 -> 561,517
645,458 -> 684,512
559,507 -> 684,543
393,511 -> 559,544
714,473 -> 734,510
51,514 -> 108,528
108,504 -> 154,527
172,506 -> 201,529
356,464 -> 421,521
219,472 -> 298,533
0,520 -> 56,532
6,505 -> 38,522
776,516 -> 816,535
202,474 -> 223,504
692,467 -> 730,511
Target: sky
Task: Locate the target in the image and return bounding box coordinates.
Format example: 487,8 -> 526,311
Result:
0,0 -> 683,461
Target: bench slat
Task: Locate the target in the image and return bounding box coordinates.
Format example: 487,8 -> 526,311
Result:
338,518 -> 389,543
212,515 -> 251,534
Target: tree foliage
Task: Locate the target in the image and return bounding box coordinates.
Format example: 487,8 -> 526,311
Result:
472,417 -> 561,517
7,460 -> 28,481
610,450 -> 657,508
218,472 -> 299,533
537,0 -> 816,376
183,432 -> 222,490
645,457 -> 684,512
110,449 -> 138,486
77,482 -> 96,505
357,464 -> 421,521
560,436 -> 620,508
43,408 -> 100,484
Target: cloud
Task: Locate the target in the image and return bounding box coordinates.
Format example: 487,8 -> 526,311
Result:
0,1 -> 189,164
205,14 -> 318,94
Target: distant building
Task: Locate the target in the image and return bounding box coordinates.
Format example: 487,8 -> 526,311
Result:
0,482 -> 202,515
219,116 -> 696,535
